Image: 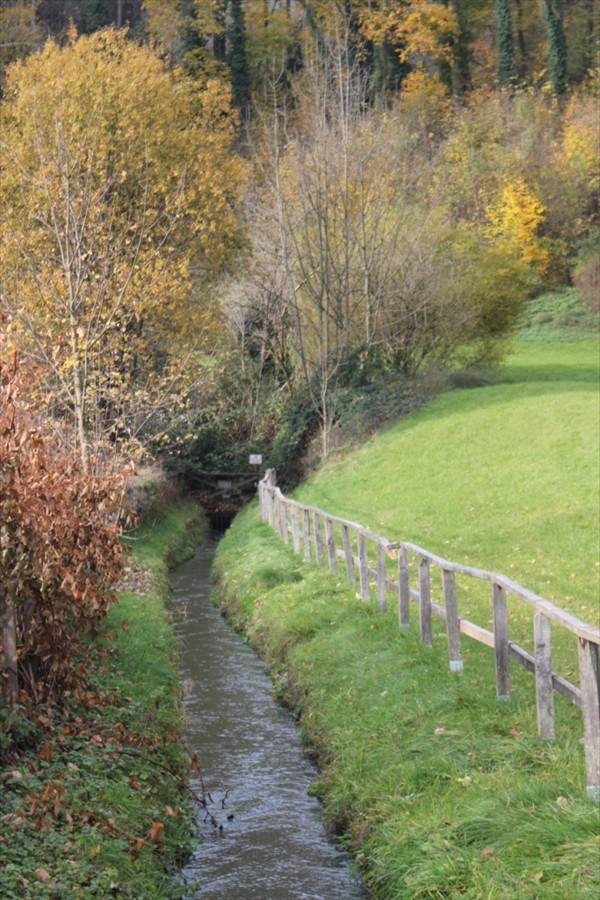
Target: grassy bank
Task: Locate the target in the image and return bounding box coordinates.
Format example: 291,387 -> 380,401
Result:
295,339 -> 598,676
1,502 -> 205,899
215,504 -> 599,899
214,331 -> 599,898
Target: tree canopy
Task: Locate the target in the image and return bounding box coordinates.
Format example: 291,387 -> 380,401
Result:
0,28 -> 245,467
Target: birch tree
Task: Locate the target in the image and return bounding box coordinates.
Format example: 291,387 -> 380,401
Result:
0,28 -> 245,469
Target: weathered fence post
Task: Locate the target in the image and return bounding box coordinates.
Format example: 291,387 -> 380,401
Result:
274,494 -> 281,537
313,512 -> 324,566
261,470 -> 275,527
258,482 -> 264,520
398,546 -> 410,628
341,525 -> 355,586
358,533 -> 369,601
492,582 -> 511,699
419,557 -> 432,645
443,569 -> 463,672
302,509 -> 311,563
377,543 -> 387,613
290,505 -> 301,554
325,519 -> 338,574
578,637 -> 600,802
534,612 -> 555,740
278,497 -> 289,544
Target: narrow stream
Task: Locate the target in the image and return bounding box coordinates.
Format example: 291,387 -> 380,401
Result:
171,533 -> 365,900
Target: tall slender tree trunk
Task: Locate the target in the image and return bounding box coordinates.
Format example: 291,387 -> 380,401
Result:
69,321 -> 89,473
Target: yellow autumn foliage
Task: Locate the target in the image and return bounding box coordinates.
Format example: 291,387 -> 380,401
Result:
358,1 -> 458,65
562,96 -> 600,179
398,70 -> 451,134
0,28 -> 246,461
143,0 -> 186,48
486,178 -> 549,275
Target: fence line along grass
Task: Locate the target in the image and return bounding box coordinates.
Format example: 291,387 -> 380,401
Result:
259,470 -> 600,801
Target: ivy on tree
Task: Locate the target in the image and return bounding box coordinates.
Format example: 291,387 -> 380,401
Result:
80,0 -> 109,33
227,0 -> 250,113
543,0 -> 567,96
495,0 -> 517,88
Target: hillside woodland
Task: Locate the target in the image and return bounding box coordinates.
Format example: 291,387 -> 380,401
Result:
0,0 -> 597,720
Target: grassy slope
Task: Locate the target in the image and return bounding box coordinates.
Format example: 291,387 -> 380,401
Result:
1,502 -> 205,900
215,295 -> 600,898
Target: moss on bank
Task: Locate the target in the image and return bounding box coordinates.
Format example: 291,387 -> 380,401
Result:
214,507 -> 599,899
1,501 -> 206,899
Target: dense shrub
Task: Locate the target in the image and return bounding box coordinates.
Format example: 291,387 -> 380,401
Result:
0,355 -> 124,701
123,463 -> 178,523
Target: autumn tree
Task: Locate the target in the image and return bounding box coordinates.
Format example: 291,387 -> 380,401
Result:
231,44 -> 533,457
486,177 -> 550,274
0,351 -> 125,701
80,0 -> 110,32
0,28 -> 245,470
357,0 -> 459,82
0,1 -> 42,76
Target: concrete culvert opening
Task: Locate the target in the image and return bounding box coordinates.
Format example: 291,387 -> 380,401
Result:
207,510 -> 235,533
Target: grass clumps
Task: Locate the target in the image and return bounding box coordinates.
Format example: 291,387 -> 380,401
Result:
518,288 -> 599,342
214,330 -> 599,898
0,502 -> 205,899
215,508 -> 599,899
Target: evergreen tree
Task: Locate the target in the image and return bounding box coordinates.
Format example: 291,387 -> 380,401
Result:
451,0 -> 472,94
370,41 -> 405,97
543,0 -> 567,96
495,0 -> 517,88
227,0 -> 250,113
80,0 -> 109,34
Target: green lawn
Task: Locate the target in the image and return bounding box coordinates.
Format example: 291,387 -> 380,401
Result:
517,288 -> 599,343
215,319 -> 600,899
295,340 -> 599,669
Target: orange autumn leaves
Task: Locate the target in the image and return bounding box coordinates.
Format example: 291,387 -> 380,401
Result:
358,1 -> 459,66
0,353 -> 125,700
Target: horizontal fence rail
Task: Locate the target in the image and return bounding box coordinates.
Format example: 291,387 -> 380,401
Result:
258,469 -> 600,801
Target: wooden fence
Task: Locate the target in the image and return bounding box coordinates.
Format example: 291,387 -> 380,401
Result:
258,469 -> 600,801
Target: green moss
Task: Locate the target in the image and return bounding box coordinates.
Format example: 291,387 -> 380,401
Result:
1,502 -> 206,899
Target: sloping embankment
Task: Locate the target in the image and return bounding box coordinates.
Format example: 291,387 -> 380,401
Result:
215,506 -> 599,898
1,502 -> 206,900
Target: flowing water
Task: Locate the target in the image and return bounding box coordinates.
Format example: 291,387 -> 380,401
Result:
171,532 -> 366,900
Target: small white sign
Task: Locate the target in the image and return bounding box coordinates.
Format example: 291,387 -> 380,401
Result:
218,480 -> 232,490
249,454 -> 263,466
